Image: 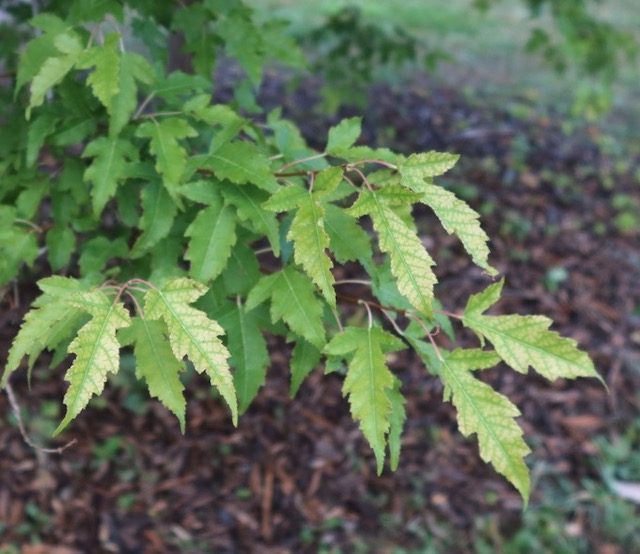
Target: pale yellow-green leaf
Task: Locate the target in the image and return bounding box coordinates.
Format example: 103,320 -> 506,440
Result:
54,291 -> 131,435
370,197 -> 437,317
144,278 -> 237,424
437,348 -> 531,502
398,151 -> 459,185
288,194 -> 335,306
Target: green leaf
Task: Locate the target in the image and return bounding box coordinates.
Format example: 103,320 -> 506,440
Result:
78,236 -> 128,279
136,118 -> 197,197
77,33 -> 120,113
222,185 -> 280,256
290,339 -> 321,397
185,199 -> 237,283
3,277 -> 86,386
326,117 -> 362,154
54,291 -> 131,435
263,183 -> 308,212
46,226 -> 75,271
288,194 -> 335,306
224,302 -> 270,414
325,326 -> 405,473
144,278 -> 237,424
387,377 -> 406,471
200,141 -> 279,193
246,267 -> 326,349
27,32 -> 84,118
82,136 -> 133,216
324,204 -> 373,270
131,181 -> 177,257
26,112 -> 58,167
349,190 -> 437,317
222,240 -> 262,296
398,151 -> 460,184
110,52 -> 156,136
120,317 -> 186,432
0,211 -> 40,286
423,346 -> 531,502
463,281 -> 600,381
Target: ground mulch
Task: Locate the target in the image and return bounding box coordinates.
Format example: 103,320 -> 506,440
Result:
1,76 -> 639,553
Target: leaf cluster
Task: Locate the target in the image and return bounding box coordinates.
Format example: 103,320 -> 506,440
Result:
0,0 -> 601,504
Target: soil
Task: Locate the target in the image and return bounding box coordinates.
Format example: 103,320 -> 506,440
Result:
1,75 -> 639,553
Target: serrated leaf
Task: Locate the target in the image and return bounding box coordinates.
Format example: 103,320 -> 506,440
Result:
290,339 -> 321,397
77,33 -> 120,113
326,117 -> 361,154
136,118 -> 197,196
3,278 -> 86,386
427,347 -> 531,501
288,194 -> 335,306
222,241 -> 262,296
222,185 -> 280,256
349,190 -> 437,317
325,326 -> 405,473
185,200 -> 237,282
224,302 -> 269,414
120,317 -> 186,432
263,183 -> 307,212
387,377 -> 406,471
399,151 -> 460,184
144,278 -> 237,424
26,112 -> 58,167
110,52 -> 156,136
324,204 -> 373,270
78,236 -> 128,278
463,281 -> 600,381
54,291 -> 131,434
46,226 -> 75,271
246,267 -> 325,348
131,180 -> 177,257
26,31 -> 84,118
409,180 -> 496,275
200,141 -> 279,193
82,136 -> 133,216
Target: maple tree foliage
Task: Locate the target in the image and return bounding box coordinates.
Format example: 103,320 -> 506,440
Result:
0,0 -> 602,504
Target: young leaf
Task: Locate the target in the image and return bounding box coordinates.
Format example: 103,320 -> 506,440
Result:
185,200 -> 237,283
326,117 -> 362,154
54,291 -> 131,435
246,267 -> 326,348
136,118 -> 197,197
325,325 -> 405,473
288,194 -> 335,306
144,278 -> 237,424
82,136 -> 133,216
224,301 -> 270,414
419,345 -> 531,502
46,226 -> 76,271
120,317 -> 187,432
463,281 -> 600,381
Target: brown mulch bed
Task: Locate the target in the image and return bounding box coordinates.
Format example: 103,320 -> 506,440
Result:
1,77 -> 639,553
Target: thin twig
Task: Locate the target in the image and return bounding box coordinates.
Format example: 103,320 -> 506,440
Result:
5,380 -> 77,455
